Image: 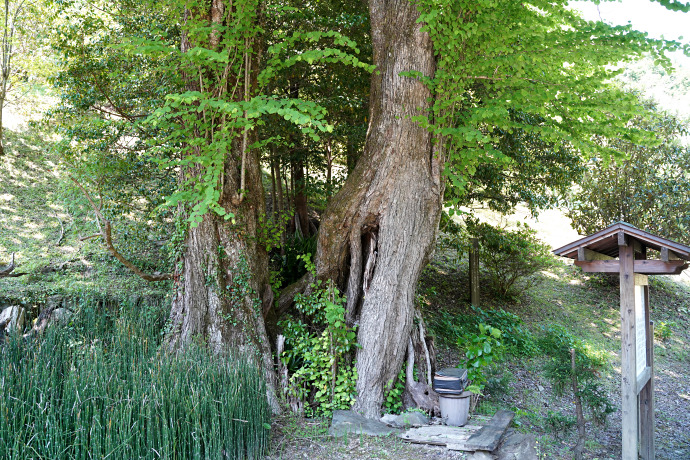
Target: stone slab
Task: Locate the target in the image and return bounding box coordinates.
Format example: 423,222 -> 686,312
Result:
329,410 -> 400,437
464,410 -> 515,452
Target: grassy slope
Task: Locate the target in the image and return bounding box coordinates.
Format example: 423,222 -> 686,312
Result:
0,119 -> 168,309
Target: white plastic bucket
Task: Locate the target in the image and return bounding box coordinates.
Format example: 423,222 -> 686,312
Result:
438,391 -> 472,426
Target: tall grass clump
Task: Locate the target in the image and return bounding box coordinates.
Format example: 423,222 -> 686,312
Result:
0,300 -> 270,459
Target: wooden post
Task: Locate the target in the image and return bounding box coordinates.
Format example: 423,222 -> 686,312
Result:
469,238 -> 480,306
619,243 -> 638,459
640,284 -> 655,459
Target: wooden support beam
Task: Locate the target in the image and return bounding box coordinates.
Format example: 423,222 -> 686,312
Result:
619,231 -> 628,247
577,247 -> 613,261
620,244 -> 638,460
660,247 -> 680,262
634,260 -> 688,275
640,318 -> 655,460
574,260 -> 619,273
574,259 -> 687,275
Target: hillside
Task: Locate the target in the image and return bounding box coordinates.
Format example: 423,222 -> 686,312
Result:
0,108 -> 169,309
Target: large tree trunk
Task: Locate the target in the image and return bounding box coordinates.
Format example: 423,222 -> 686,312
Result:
313,0 -> 443,418
165,1 -> 280,413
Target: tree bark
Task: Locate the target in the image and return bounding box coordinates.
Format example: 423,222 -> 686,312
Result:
292,159 -> 310,238
312,0 -> 443,418
165,1 -> 280,414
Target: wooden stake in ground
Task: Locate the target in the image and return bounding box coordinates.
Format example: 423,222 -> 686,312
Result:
571,348 -> 585,460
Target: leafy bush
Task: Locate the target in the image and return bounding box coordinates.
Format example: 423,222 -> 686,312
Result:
483,363 -> 514,399
279,255 -> 358,417
654,321 -> 675,342
428,306 -> 536,357
459,324 -> 504,395
545,411 -> 577,439
469,305 -> 537,356
466,218 -> 554,298
538,325 -> 614,426
279,234 -> 318,285
0,301 -> 270,459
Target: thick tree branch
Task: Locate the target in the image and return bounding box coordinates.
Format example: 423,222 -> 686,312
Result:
55,214 -> 65,246
0,253 -> 27,278
275,273 -> 312,317
70,177 -> 172,282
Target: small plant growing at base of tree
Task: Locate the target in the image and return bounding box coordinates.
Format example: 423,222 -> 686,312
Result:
279,254 -> 358,417
383,367 -> 406,414
459,323 -> 504,412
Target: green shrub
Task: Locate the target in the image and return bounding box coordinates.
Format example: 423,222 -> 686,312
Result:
654,321 -> 675,342
466,218 -> 554,298
545,411 -> 577,439
426,309 -> 471,346
383,368 -> 406,414
279,234 -> 318,285
483,362 -> 514,398
0,301 -> 270,459
470,305 -> 537,356
279,255 -> 358,417
459,324 -> 504,395
538,325 -> 614,426
428,306 -> 536,357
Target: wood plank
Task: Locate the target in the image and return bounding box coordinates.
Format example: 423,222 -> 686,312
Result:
637,366 -> 651,392
633,260 -> 688,275
661,247 -> 669,262
620,244 -> 638,460
578,247 -> 613,261
464,410 -> 514,452
575,259 -> 619,272
660,247 -> 680,262
400,425 -> 482,446
574,259 -> 687,275
618,230 -> 628,247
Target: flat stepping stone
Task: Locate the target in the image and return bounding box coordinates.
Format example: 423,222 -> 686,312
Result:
329,410 -> 400,437
399,411 -> 515,453
464,410 -> 515,452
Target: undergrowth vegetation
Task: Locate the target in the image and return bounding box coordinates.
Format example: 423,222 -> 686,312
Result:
0,300 -> 271,459
279,255 -> 358,417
